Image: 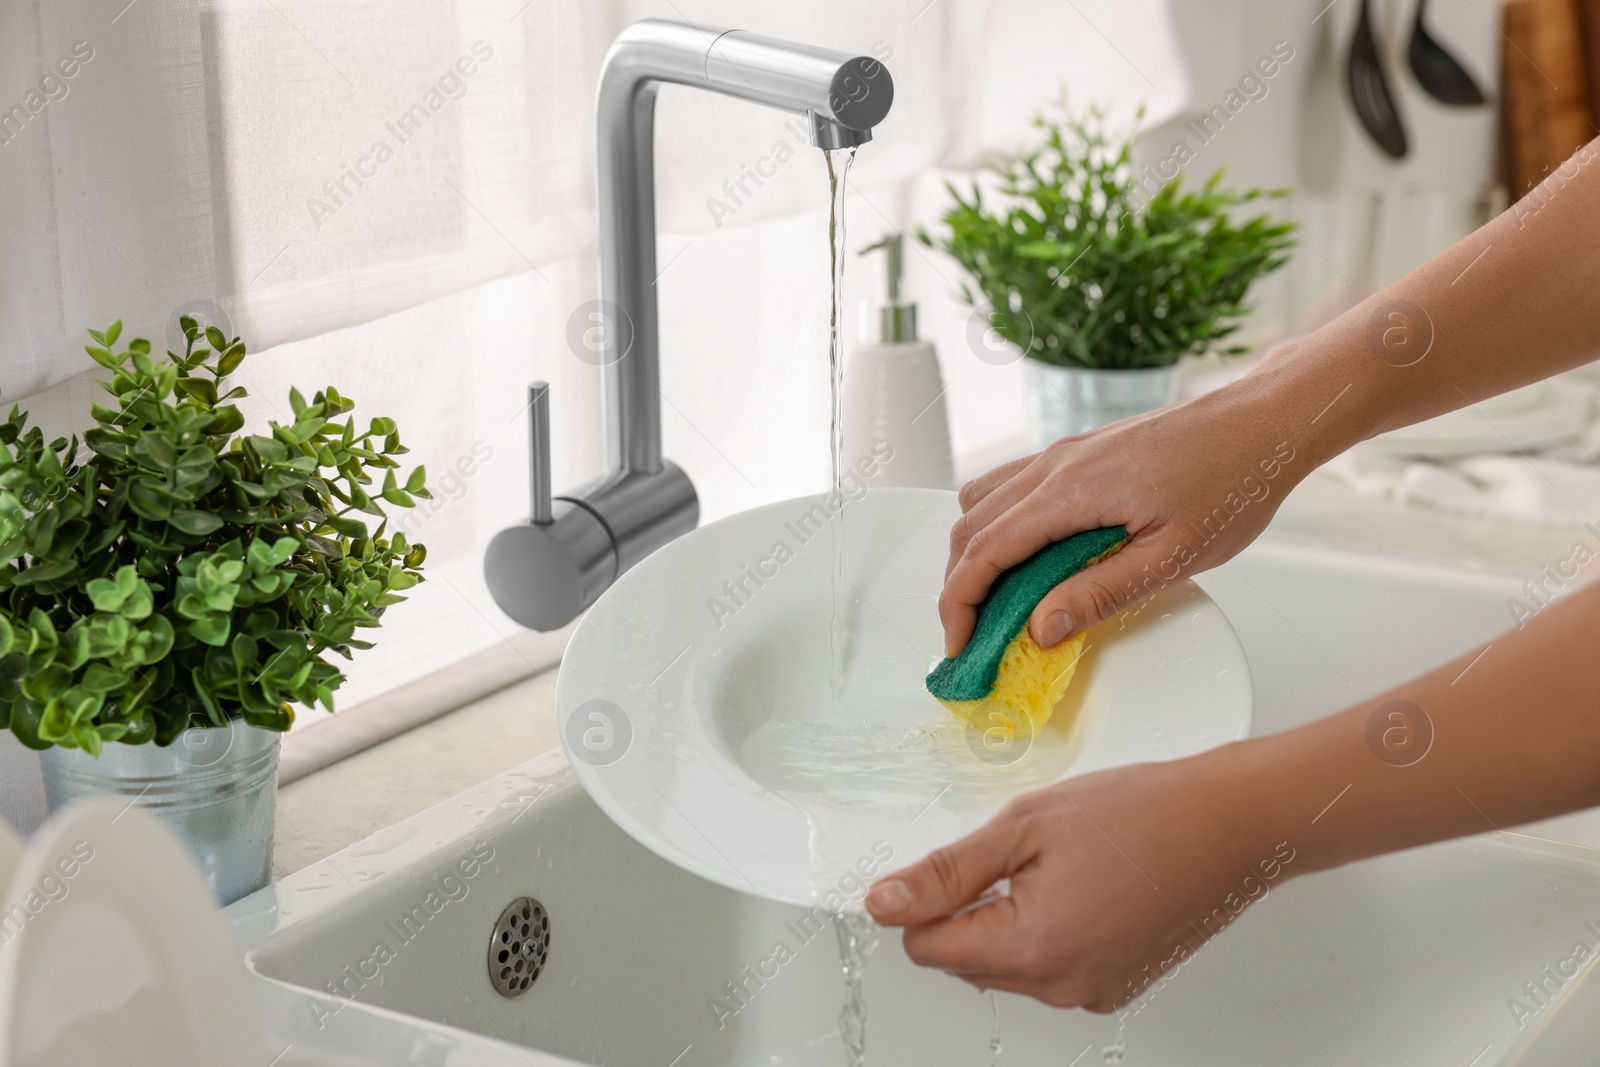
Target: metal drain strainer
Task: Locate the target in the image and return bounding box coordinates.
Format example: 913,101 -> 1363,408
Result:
489,896 -> 550,997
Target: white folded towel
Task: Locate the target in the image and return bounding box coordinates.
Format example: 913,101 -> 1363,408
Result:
1318,375 -> 1600,527
1323,450 -> 1600,527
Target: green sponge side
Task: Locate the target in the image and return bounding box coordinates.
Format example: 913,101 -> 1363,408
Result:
925,526 -> 1129,702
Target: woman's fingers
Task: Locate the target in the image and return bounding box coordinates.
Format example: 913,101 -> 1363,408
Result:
899,895 -> 1030,976
952,971 -> 1113,1012
947,972 -> 1036,997
866,804 -> 1035,928
957,453 -> 1035,513
871,756 -> 1280,1013
940,484 -> 1112,653
1025,532 -> 1171,647
945,454 -> 1050,580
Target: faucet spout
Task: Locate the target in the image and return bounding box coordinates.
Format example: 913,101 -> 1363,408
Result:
485,20 -> 894,632
594,21 -> 894,476
809,116 -> 875,150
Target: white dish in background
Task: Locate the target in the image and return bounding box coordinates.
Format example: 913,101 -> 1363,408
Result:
1365,381 -> 1592,458
0,800 -> 266,1067
557,488 -> 1252,907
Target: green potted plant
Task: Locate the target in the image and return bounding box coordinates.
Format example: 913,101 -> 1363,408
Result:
0,317 -> 429,902
921,102 -> 1297,448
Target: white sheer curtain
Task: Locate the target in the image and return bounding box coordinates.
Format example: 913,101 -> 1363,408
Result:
3,0 -> 1192,394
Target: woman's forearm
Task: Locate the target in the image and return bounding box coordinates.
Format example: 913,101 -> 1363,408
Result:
1217,576 -> 1600,876
938,139 -> 1600,655
1240,137 -> 1600,472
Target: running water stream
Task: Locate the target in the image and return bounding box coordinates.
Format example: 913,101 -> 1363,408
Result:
989,990 -> 1003,1066
821,146 -> 877,1067
835,912 -> 879,1067
824,145 -> 857,703
818,144 -> 1030,1067
1103,1015 -> 1127,1063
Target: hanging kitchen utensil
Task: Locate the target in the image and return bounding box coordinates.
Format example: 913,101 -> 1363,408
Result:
1408,0 -> 1488,105
1347,0 -> 1410,158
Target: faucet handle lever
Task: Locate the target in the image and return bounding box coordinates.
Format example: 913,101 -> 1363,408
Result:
528,381 -> 552,526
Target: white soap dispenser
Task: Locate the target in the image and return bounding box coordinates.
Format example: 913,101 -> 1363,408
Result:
842,234 -> 955,490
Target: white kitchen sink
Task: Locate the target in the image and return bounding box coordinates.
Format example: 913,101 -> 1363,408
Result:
228,537 -> 1600,1066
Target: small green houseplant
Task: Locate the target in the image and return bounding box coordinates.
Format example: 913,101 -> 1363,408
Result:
0,318 -> 429,755
920,102 -> 1295,444
0,317 -> 430,899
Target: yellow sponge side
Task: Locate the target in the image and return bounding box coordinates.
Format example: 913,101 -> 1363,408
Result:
935,629 -> 1087,741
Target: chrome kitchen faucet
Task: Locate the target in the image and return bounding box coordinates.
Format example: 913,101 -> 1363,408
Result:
486,19 -> 894,630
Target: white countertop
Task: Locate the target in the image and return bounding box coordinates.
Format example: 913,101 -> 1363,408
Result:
273,668 -> 560,879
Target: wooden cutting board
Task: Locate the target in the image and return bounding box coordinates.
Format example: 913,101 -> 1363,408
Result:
1502,0 -> 1595,198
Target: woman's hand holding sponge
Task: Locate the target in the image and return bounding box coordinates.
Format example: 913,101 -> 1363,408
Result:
937,384 -> 1324,659
926,527 -> 1128,740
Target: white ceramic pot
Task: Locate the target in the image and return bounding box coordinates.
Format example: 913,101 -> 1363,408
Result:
1024,362 -> 1178,450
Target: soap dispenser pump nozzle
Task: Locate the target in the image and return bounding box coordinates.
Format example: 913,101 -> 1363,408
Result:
860,233 -> 918,343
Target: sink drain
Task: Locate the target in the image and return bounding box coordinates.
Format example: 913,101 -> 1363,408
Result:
489,897 -> 550,997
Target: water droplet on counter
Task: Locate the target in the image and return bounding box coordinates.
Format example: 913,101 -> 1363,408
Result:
345,825 -> 421,856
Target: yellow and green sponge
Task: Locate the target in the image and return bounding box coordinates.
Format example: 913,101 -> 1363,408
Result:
926,527 -> 1129,741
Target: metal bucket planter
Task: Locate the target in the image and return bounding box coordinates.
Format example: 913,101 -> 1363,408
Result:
1024,362 -> 1178,451
37,718 -> 279,905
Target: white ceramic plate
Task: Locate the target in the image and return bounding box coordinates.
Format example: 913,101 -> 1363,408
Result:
0,800 -> 265,1067
558,488 -> 1252,907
